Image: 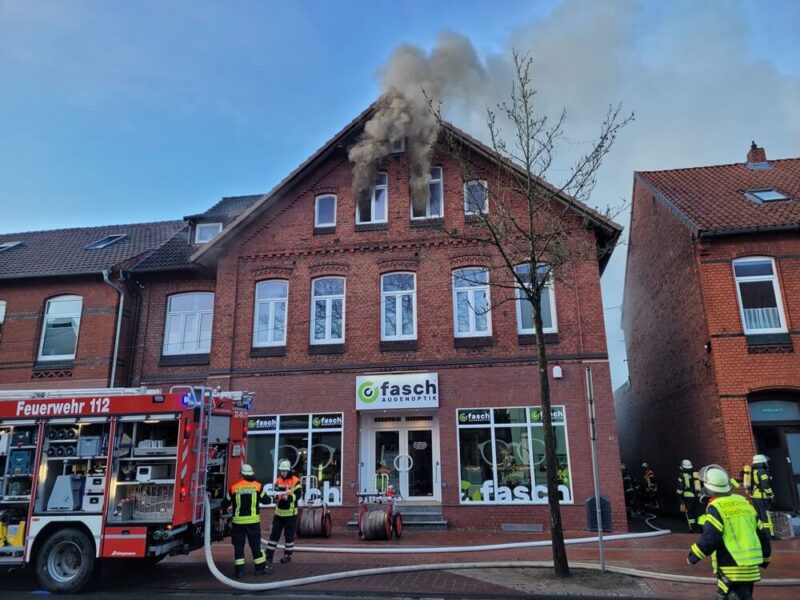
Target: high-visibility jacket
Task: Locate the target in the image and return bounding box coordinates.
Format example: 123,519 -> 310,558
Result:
750,466 -> 774,500
676,470 -> 698,499
689,493 -> 771,583
273,474 -> 301,517
224,478 -> 269,525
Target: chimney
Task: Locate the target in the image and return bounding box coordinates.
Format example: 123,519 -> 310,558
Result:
747,141 -> 767,164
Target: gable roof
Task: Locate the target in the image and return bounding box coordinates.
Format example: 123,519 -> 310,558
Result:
637,157 -> 800,238
131,194 -> 261,273
0,220 -> 183,280
190,102 -> 623,272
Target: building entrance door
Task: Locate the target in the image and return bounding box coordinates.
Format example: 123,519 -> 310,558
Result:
365,414 -> 440,501
784,429 -> 800,510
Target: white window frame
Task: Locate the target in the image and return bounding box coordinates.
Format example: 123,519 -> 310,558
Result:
381,272 -> 417,341
253,280 -> 289,348
195,222 -> 223,244
314,194 -> 337,228
411,167 -> 444,220
515,264 -> 558,335
464,180 -> 489,215
162,292 -> 214,356
357,172 -> 388,225
0,241 -> 22,253
452,268 -> 492,338
0,300 -> 6,342
310,276 -> 346,345
38,295 -> 83,361
733,256 -> 788,335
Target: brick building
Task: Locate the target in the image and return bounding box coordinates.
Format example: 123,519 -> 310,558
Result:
618,143 -> 800,512
128,107 -> 627,531
0,222 -> 181,390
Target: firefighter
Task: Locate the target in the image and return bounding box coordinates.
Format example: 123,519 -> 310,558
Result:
222,463 -> 270,578
687,464 -> 771,600
641,462 -> 659,511
621,464 -> 637,516
749,454 -> 775,537
265,459 -> 302,564
677,459 -> 701,532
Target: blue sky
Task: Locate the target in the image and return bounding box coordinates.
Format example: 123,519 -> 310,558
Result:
2,0 -> 799,387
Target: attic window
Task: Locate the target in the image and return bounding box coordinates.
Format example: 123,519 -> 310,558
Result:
745,189 -> 788,204
195,222 -> 223,244
0,241 -> 22,253
390,138 -> 405,154
85,234 -> 127,249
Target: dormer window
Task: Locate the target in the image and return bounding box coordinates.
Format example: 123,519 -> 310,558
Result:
195,222 -> 223,244
0,241 -> 22,253
85,234 -> 127,249
745,189 -> 788,204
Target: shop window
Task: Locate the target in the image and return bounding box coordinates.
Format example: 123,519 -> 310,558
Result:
733,257 -> 787,334
457,405 -> 572,504
38,295 -> 83,361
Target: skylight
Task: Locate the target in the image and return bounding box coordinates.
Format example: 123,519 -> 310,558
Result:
85,234 -> 128,249
745,189 -> 788,204
0,241 -> 22,253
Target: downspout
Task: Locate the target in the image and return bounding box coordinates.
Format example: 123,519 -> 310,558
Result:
102,269 -> 124,388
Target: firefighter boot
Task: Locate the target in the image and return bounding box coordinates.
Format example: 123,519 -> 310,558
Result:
234,565 -> 243,579
255,564 -> 271,576
280,555 -> 292,564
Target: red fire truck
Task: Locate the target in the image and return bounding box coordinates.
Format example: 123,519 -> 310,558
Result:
0,386 -> 251,593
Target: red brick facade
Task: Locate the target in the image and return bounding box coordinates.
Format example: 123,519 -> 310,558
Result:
619,159 -> 800,511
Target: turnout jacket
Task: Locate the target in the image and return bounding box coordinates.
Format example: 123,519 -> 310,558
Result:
223,478 -> 269,525
272,474 -> 302,517
676,470 -> 698,499
749,466 -> 774,500
688,493 -> 771,582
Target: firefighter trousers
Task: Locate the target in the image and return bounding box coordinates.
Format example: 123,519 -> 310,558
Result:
232,522 -> 267,571
752,498 -> 774,536
265,514 -> 296,562
682,497 -> 701,531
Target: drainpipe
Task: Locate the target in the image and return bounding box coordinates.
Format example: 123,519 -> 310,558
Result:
102,269 -> 124,388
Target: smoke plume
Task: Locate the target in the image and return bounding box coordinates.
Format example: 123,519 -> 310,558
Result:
349,32 -> 488,210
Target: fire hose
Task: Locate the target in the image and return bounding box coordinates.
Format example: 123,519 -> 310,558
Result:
202,496 -> 800,590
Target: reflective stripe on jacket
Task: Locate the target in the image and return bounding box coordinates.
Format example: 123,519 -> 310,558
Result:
273,475 -> 301,517
677,471 -> 696,498
227,479 -> 267,524
750,467 -> 773,499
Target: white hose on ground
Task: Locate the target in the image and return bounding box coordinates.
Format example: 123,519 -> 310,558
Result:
203,497 -> 800,591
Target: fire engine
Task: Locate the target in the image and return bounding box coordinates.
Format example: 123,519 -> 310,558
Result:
0,386 -> 251,593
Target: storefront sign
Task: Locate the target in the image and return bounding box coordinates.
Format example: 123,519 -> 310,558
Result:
312,413 -> 343,428
458,409 -> 491,424
247,415 -> 277,432
356,372 -> 439,410
529,407 -> 565,424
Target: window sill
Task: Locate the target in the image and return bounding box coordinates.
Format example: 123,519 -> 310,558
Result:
32,360 -> 75,372
159,353 -> 210,367
464,214 -> 487,225
410,218 -> 444,229
314,226 -> 336,235
518,333 -> 560,346
308,343 -> 345,355
354,222 -> 388,232
251,346 -> 287,358
380,340 -> 418,352
746,333 -> 793,354
454,336 -> 495,349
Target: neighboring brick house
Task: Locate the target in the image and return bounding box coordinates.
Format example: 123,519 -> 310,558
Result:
618,143 -> 800,512
129,106 -> 627,531
0,221 -> 182,390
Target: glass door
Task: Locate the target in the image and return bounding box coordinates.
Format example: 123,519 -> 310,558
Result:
374,430 -> 400,493
407,429 -> 433,498
785,430 -> 800,510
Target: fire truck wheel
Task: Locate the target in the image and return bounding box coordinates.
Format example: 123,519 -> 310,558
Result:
36,528 -> 96,593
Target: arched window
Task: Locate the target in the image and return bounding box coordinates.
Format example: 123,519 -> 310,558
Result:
310,277 -> 345,344
381,272 -> 417,341
253,280 -> 288,347
38,295 -> 83,361
163,292 -> 214,355
733,257 -> 787,334
452,268 -> 491,337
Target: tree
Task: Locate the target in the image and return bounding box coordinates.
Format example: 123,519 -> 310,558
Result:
431,52 -> 632,577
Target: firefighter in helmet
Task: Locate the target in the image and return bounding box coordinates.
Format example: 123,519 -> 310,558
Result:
222,463 -> 270,578
676,459 -> 701,532
265,459 -> 302,564
748,454 -> 775,537
687,464 -> 771,600
641,462 -> 659,511
621,464 -> 637,516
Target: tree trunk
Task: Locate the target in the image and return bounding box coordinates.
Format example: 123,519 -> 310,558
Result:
532,286 -> 570,577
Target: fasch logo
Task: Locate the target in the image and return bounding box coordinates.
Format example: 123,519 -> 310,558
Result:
247,419 -> 257,429
459,412 -> 468,423
312,417 -> 321,427
358,380 -> 378,403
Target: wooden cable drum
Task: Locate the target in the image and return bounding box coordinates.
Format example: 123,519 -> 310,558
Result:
362,508 -> 391,540
298,506 -> 330,537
